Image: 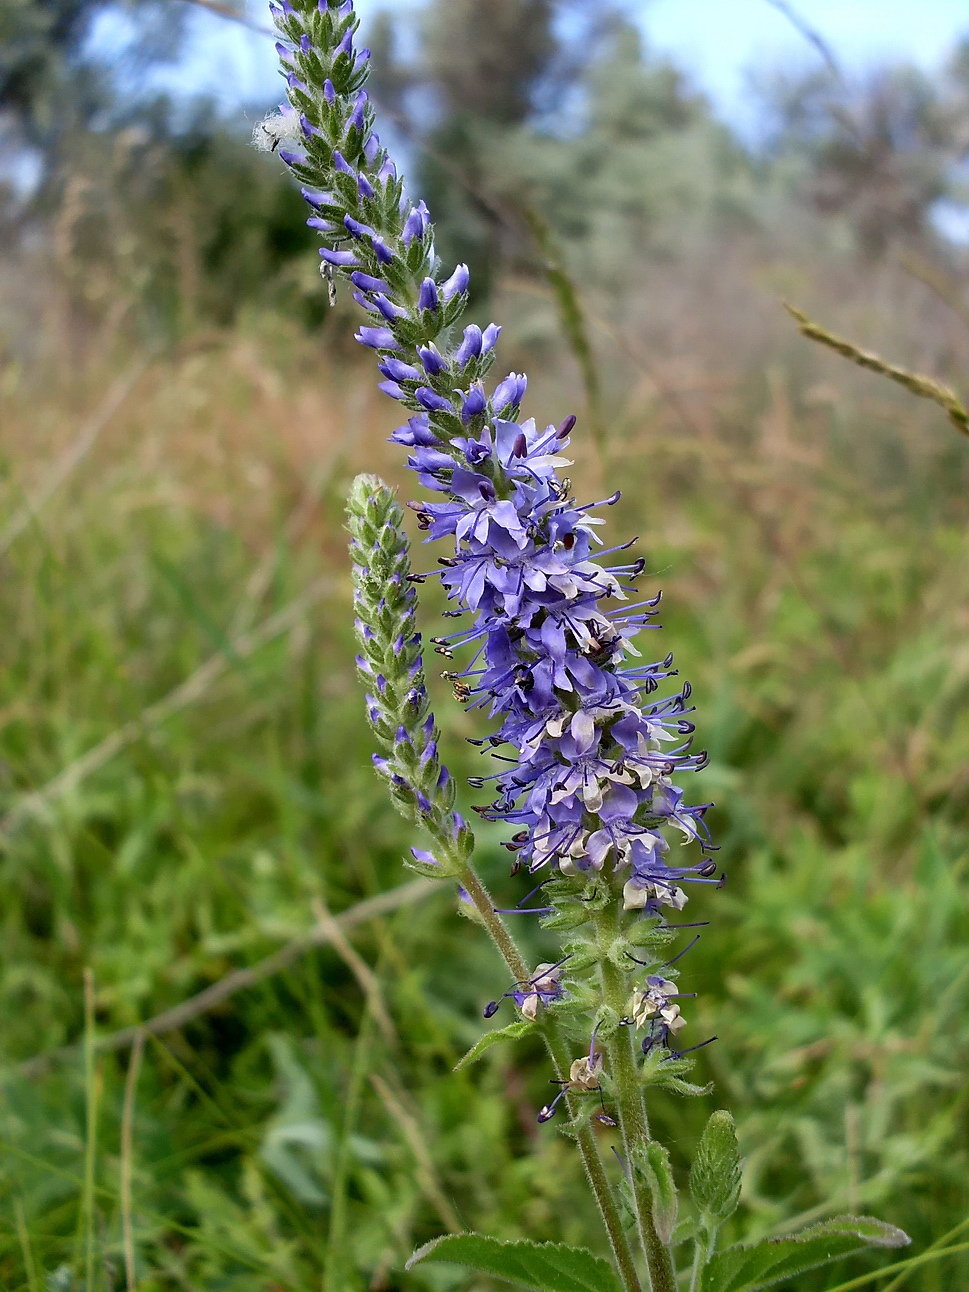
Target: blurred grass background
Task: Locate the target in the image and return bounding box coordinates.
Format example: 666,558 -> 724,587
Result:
2,0 -> 969,1288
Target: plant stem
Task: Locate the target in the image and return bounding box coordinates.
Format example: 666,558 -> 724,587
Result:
447,846 -> 644,1292
594,904 -> 678,1292
689,1229 -> 714,1292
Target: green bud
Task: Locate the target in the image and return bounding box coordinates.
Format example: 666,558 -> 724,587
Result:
689,1110 -> 742,1224
346,474 -> 465,857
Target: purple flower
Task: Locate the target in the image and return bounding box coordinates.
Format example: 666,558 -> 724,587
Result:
415,387 -> 453,413
418,345 -> 446,375
492,372 -> 527,414
355,326 -> 399,349
441,262 -> 470,301
418,278 -> 440,311
319,247 -> 359,266
455,325 -> 482,367
379,357 -> 420,382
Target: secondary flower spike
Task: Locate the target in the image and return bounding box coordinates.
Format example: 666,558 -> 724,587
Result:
267,0 -> 714,1017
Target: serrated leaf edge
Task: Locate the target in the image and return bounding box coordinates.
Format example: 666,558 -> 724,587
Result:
453,1019 -> 536,1071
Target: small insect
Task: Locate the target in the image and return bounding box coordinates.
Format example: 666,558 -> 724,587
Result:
320,261 -> 338,307
251,111 -> 300,154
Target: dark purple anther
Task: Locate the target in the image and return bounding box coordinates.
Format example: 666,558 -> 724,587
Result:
556,414 -> 577,439
513,432 -> 527,458
483,1001 -> 500,1018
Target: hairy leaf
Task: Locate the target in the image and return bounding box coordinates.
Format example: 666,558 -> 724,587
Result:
453,1020 -> 536,1070
407,1233 -> 622,1292
700,1215 -> 910,1292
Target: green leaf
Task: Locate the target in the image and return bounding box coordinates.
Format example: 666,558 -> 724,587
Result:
700,1215 -> 911,1292
453,1020 -> 536,1071
406,1233 -> 622,1292
637,1141 -> 677,1244
690,1110 -> 741,1224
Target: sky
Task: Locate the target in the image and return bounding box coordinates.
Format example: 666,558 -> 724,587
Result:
137,0 -> 969,132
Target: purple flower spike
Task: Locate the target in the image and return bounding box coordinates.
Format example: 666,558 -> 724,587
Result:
323,78 -> 336,104
355,326 -> 399,350
441,262 -> 470,301
363,133 -> 380,163
336,27 -> 353,57
378,156 -> 396,183
275,40 -> 293,62
358,172 -> 375,199
333,149 -> 354,175
455,325 -> 483,367
299,32 -> 311,52
378,381 -> 407,401
416,387 -> 453,414
418,278 -> 440,311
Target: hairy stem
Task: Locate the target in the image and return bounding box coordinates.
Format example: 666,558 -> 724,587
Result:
444,844 -> 644,1292
595,904 -> 678,1292
689,1229 -> 715,1292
